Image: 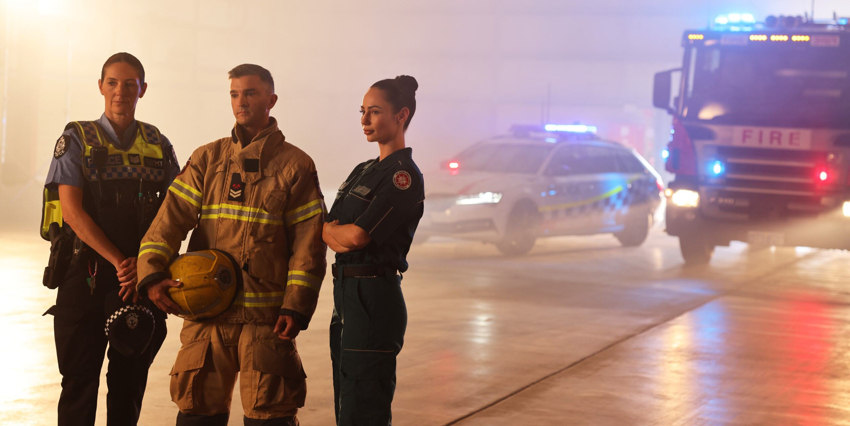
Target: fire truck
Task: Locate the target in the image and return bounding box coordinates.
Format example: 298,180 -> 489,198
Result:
654,13 -> 850,264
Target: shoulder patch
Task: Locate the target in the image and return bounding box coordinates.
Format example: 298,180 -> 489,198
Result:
53,136 -> 67,158
393,170 -> 412,190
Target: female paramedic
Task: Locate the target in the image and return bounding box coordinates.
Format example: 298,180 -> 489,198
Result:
42,52 -> 178,426
323,75 -> 425,425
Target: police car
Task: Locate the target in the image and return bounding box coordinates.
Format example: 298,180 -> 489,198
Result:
419,124 -> 665,255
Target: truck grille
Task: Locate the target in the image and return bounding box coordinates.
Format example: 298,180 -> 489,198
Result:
712,146 -> 832,195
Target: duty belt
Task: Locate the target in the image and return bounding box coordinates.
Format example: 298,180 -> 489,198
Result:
332,264 -> 398,278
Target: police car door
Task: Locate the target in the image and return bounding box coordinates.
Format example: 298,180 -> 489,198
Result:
580,145 -> 625,231
539,145 -> 594,234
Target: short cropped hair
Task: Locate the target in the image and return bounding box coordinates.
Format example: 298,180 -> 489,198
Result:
228,64 -> 275,93
101,52 -> 145,85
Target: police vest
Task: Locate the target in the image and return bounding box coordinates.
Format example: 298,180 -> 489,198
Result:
41,120 -> 171,259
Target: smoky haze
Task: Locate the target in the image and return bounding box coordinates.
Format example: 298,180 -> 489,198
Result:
0,0 -> 846,227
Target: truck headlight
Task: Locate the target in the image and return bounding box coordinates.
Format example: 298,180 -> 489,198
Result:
670,189 -> 699,208
456,192 -> 503,205
843,201 -> 850,217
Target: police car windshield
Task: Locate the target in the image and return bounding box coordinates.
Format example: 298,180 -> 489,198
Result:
683,45 -> 850,128
455,143 -> 553,174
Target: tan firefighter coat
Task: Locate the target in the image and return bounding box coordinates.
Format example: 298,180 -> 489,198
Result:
137,119 -> 326,327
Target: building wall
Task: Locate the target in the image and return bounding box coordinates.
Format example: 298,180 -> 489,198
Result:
1,0 -> 846,225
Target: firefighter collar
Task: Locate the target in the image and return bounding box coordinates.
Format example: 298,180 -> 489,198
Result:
231,117 -> 279,147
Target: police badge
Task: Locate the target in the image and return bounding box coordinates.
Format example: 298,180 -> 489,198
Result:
53,136 -> 67,158
126,312 -> 139,330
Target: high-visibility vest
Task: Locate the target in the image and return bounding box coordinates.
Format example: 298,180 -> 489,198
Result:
41,121 -> 170,259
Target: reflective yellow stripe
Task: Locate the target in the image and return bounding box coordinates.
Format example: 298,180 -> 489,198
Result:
287,270 -> 322,292
140,242 -> 174,257
232,301 -> 283,308
289,270 -> 321,281
139,248 -> 170,259
285,199 -> 324,226
287,280 -> 321,292
172,179 -> 202,197
204,203 -> 268,213
244,291 -> 285,297
200,213 -> 284,225
289,208 -> 322,226
169,186 -> 202,207
285,199 -> 321,216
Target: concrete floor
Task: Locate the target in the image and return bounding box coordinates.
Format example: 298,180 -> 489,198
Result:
3,229 -> 850,425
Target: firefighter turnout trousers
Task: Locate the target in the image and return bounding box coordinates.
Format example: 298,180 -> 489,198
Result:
170,320 -> 307,424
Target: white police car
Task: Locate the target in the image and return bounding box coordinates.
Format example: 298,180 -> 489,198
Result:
419,124 -> 665,255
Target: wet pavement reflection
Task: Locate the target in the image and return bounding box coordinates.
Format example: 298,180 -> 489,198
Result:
3,229 -> 850,425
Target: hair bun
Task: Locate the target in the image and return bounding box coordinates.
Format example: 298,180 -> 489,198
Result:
395,75 -> 418,92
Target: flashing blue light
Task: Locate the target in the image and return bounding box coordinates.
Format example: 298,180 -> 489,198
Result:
711,160 -> 725,176
544,137 -> 558,143
715,13 -> 755,26
840,18 -> 849,25
544,124 -> 598,133
662,148 -> 670,161
549,190 -> 556,196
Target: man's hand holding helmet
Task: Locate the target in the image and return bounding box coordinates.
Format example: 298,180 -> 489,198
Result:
146,279 -> 184,315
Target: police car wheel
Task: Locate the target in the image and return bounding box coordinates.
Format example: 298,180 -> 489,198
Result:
615,212 -> 651,247
496,203 -> 538,256
679,236 -> 714,265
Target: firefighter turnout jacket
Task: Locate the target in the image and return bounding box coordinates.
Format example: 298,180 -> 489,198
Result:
137,119 -> 327,328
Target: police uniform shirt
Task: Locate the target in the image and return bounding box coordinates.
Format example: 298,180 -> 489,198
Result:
45,113 -> 180,190
327,147 -> 425,272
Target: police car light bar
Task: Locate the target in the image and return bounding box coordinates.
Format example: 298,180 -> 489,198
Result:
716,13 -> 755,25
543,124 -> 598,134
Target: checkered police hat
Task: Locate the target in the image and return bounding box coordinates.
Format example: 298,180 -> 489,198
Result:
104,290 -> 156,358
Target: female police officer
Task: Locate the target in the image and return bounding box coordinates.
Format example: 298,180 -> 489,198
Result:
43,52 -> 178,426
323,75 -> 424,425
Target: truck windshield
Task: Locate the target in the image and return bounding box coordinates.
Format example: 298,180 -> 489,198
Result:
455,143 -> 553,174
683,45 -> 850,128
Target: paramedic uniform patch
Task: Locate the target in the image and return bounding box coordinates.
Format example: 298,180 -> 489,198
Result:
393,170 -> 412,190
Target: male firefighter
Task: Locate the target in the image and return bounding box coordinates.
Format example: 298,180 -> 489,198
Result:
136,64 -> 327,426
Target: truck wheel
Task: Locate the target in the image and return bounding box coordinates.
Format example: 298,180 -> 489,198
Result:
679,236 -> 714,265
496,203 -> 539,256
615,211 -> 651,247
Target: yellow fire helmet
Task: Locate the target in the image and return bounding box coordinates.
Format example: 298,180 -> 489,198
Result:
166,249 -> 241,321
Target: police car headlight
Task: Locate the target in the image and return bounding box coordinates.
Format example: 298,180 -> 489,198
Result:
670,189 -> 699,208
456,192 -> 503,205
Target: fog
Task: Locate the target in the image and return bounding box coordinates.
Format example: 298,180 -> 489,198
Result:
0,0 -> 847,226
